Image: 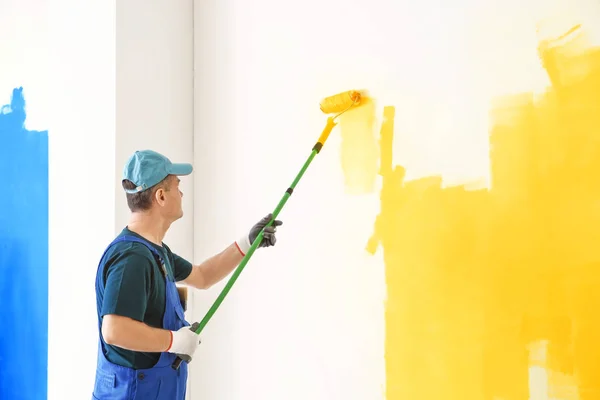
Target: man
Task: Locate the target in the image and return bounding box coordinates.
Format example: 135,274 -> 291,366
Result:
92,150 -> 282,400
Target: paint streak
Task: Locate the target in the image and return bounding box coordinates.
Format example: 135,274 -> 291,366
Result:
366,24 -> 600,400
337,96 -> 379,195
0,87 -> 48,399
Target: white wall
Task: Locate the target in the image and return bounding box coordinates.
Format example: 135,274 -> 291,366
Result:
47,0 -> 116,399
115,0 -> 194,239
190,1 -> 386,399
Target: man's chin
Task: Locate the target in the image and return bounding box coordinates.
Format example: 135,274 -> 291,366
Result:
170,211 -> 184,222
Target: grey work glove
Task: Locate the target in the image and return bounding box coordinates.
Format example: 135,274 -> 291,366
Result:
236,213 -> 283,255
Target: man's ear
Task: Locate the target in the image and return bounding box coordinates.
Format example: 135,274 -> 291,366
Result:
155,187 -> 166,203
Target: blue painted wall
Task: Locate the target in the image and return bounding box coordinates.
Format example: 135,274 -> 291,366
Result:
0,87 -> 48,399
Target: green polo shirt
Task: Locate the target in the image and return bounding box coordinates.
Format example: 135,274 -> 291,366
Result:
95,227 -> 193,369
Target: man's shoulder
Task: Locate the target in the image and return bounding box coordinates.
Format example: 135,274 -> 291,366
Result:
109,239 -> 155,258
102,232 -> 160,269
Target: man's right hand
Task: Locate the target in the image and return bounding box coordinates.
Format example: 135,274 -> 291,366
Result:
166,326 -> 201,359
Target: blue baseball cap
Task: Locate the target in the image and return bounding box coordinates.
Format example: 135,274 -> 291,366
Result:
122,150 -> 193,194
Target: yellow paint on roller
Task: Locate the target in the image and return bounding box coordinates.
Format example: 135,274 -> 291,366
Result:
365,23 -> 600,400
319,90 -> 362,114
337,95 -> 379,195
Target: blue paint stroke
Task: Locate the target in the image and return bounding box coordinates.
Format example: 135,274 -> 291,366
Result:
0,87 -> 48,400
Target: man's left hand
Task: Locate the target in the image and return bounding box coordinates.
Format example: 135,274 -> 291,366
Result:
236,213 -> 283,255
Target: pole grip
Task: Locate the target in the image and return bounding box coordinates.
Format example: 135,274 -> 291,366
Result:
313,117 -> 337,153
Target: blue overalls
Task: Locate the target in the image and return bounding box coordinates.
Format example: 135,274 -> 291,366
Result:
92,235 -> 190,400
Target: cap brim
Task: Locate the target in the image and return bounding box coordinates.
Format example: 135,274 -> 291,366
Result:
168,163 -> 193,176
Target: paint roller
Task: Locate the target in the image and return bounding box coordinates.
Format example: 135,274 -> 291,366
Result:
171,89 -> 369,370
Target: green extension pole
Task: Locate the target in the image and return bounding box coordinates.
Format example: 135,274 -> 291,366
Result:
171,116 -> 338,370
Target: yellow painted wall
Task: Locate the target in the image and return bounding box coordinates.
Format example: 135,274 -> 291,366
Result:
361,25 -> 600,400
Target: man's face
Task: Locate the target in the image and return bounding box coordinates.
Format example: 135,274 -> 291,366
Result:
168,176 -> 184,219
157,175 -> 184,220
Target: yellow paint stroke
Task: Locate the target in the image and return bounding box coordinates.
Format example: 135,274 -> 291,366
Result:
337,95 -> 379,195
365,23 -> 600,400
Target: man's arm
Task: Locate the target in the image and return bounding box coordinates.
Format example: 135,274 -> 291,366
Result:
102,314 -> 171,352
181,214 -> 283,290
181,243 -> 244,289
102,314 -> 199,357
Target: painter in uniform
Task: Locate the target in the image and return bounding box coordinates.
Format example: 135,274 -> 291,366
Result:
92,150 -> 282,400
